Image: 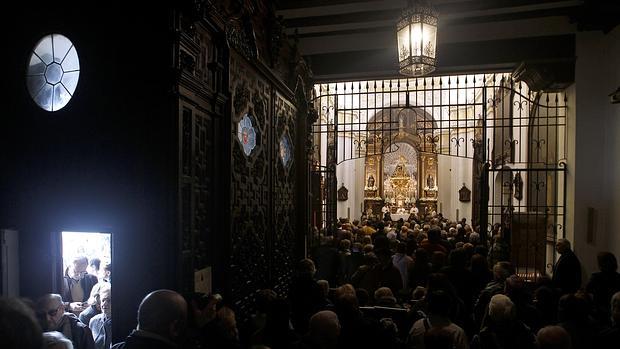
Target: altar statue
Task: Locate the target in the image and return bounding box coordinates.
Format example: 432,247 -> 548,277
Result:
367,175 -> 375,188
426,174 -> 435,188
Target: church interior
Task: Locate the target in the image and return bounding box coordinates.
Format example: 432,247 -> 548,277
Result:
1,1 -> 619,348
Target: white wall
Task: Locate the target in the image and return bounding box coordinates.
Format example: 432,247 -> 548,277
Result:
570,27 -> 620,276
438,155 -> 473,222
336,155 -> 365,221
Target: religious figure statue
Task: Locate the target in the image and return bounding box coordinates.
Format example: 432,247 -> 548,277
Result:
426,174 -> 435,188
513,172 -> 523,201
367,175 -> 375,188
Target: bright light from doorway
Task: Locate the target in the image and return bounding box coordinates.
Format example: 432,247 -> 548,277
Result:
61,231 -> 111,272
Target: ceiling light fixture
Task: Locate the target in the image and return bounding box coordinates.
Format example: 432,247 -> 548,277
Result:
397,0 -> 438,77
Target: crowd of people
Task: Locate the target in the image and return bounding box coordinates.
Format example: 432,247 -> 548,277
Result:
2,213 -> 620,349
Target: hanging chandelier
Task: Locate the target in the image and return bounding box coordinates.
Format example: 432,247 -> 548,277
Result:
396,0 -> 438,77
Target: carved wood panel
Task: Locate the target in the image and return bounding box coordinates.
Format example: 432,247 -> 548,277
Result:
177,14 -> 228,295
230,54 -> 271,320
230,53 -> 299,322
272,92 -> 296,296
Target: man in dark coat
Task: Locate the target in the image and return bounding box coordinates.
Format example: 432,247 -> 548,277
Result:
37,293 -> 95,349
112,289 -> 188,349
62,256 -> 99,314
552,239 -> 582,295
289,259 -> 325,335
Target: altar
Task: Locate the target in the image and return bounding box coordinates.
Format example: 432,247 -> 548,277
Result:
391,213 -> 410,221
362,136 -> 438,220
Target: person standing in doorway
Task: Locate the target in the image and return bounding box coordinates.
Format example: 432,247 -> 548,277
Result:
62,256 -> 99,314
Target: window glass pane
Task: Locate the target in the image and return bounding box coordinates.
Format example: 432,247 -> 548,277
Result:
62,46 -> 80,71
61,71 -> 79,95
27,34 -> 79,112
34,84 -> 54,111
34,35 -> 54,65
52,84 -> 72,111
27,54 -> 46,76
53,34 -> 73,63
27,75 -> 46,97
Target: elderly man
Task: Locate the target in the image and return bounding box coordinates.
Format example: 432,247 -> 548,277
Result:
552,239 -> 582,295
37,293 -> 95,349
112,289 -> 188,349
89,285 -> 111,349
536,326 -> 572,349
62,256 -> 99,314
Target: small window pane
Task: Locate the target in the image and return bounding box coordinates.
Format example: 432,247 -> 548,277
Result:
34,84 -> 54,111
62,46 -> 80,72
52,84 -> 72,111
27,55 -> 46,76
53,34 -> 73,63
34,36 -> 54,65
61,71 -> 79,95
27,75 -> 46,96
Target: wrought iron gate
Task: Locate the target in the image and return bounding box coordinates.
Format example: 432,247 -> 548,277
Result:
310,73 -> 567,281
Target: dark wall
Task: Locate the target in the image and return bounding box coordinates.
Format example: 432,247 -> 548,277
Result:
0,3 -> 178,341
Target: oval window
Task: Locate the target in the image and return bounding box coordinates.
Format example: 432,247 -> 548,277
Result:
26,34 -> 80,111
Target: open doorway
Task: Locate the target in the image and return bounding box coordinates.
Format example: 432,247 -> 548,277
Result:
60,231 -> 112,331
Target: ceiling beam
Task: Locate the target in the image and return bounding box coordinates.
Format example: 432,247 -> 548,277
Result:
280,0 -> 582,27
305,34 -> 575,81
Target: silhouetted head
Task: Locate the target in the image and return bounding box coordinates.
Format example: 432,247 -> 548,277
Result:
536,326 -> 572,349
137,289 -> 188,341
597,252 -> 618,273
2,297 -> 42,349
555,239 -> 571,255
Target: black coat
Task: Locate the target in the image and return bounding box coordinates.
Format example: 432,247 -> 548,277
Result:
112,330 -> 177,349
552,251 -> 582,294
65,313 -> 96,349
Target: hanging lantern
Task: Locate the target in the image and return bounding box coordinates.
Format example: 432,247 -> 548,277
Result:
397,0 -> 438,77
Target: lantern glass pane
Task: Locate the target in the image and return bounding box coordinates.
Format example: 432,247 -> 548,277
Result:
422,23 -> 437,58
411,22 -> 423,57
397,26 -> 410,62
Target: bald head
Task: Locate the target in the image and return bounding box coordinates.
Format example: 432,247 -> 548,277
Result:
536,326 -> 571,349
309,310 -> 340,345
137,290 -> 187,339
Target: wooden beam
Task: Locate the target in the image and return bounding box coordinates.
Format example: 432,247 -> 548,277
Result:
305,34 -> 575,81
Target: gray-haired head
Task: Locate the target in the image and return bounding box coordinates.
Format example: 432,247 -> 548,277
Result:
555,239 -> 572,254
536,326 -> 571,349
42,331 -> 73,349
